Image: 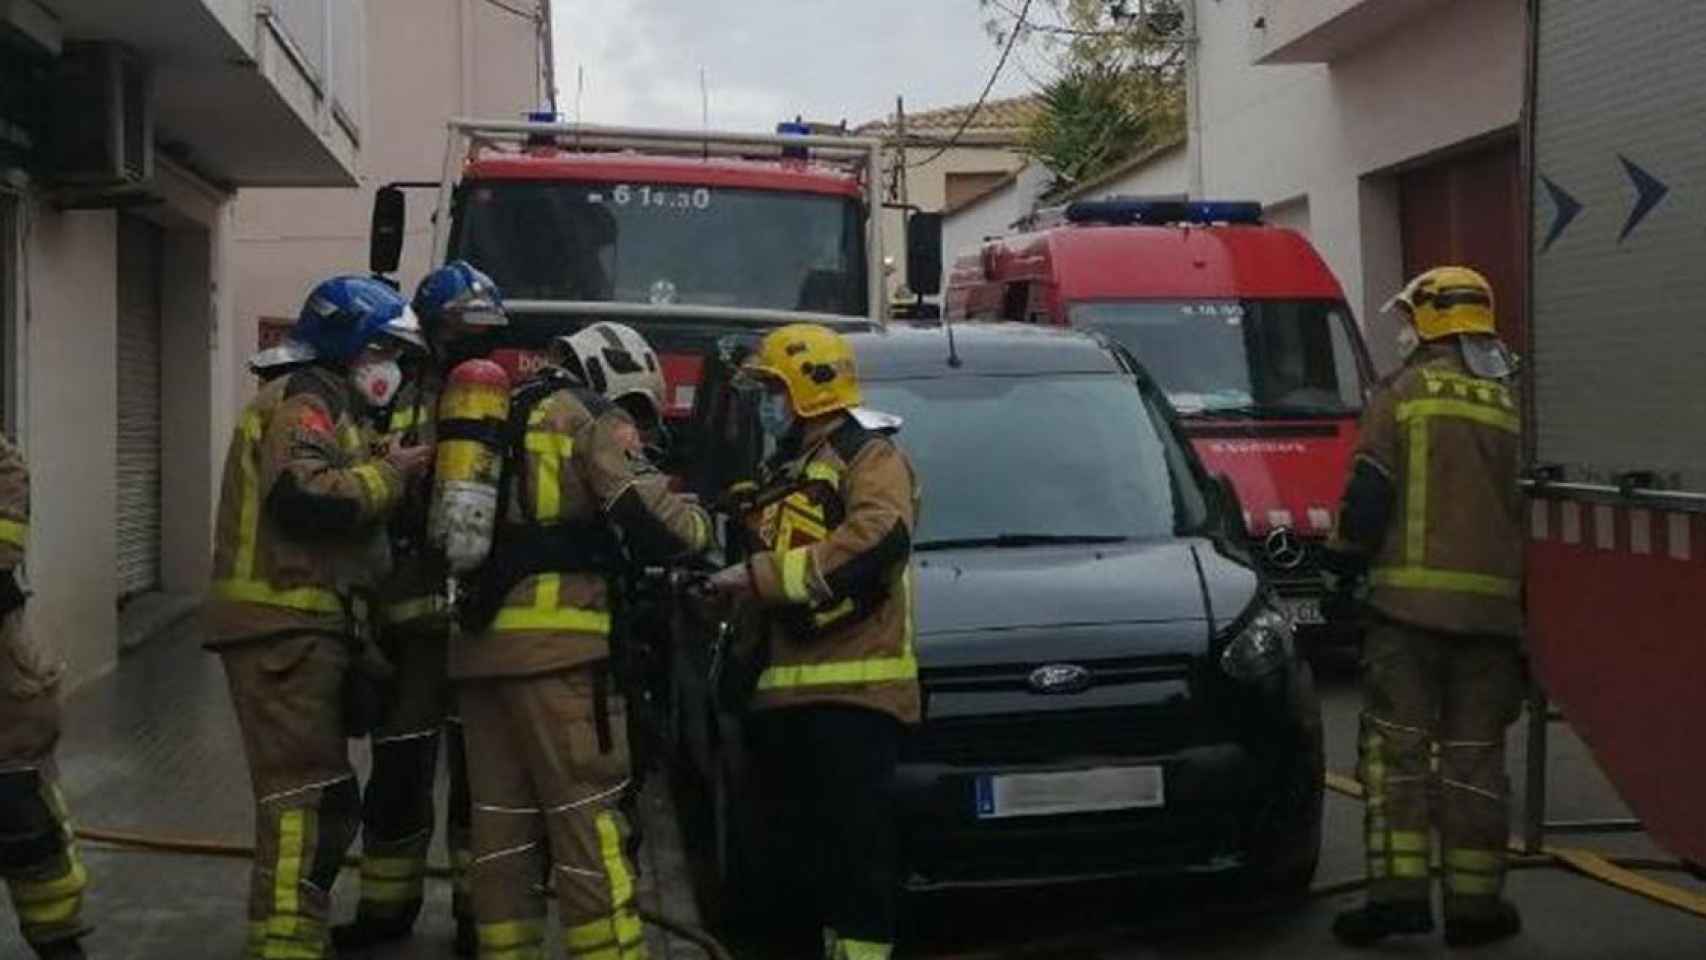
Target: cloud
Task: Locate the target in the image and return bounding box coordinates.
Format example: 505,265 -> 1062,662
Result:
552,0 -> 1040,132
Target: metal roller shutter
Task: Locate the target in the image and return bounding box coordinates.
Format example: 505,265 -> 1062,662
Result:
116,216 -> 162,600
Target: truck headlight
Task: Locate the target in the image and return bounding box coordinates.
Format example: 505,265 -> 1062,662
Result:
1219,607 -> 1295,682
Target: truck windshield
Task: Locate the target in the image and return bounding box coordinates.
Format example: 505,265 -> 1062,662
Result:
862,374 -> 1210,546
1069,300 -> 1367,417
451,181 -> 868,316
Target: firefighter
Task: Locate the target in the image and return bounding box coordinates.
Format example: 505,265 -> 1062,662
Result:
1322,266 -> 1525,948
335,262 -> 507,955
704,323 -> 921,960
0,435 -> 88,959
452,321 -> 710,960
208,275 -> 433,960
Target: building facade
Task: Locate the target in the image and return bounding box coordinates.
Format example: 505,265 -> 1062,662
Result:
1,0 -> 366,686
233,0 -> 552,354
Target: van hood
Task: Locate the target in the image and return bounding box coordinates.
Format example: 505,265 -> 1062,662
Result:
1183,418 -> 1358,538
912,539 -> 1259,669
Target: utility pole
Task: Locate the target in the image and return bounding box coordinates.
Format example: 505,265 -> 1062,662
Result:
895,95 -> 910,300
539,0 -> 558,112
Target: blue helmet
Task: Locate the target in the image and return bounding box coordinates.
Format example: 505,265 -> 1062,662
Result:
412,261 -> 508,339
262,275 -> 426,368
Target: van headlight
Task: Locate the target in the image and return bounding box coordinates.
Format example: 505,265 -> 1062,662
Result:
1219,606 -> 1295,682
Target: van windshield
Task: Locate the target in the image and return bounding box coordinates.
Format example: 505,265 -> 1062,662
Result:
1069,300 -> 1368,417
451,180 -> 868,316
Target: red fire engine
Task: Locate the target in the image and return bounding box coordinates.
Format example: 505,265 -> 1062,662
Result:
945,199 -> 1377,640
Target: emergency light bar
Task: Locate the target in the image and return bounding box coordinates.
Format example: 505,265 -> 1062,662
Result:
1064,198 -> 1264,226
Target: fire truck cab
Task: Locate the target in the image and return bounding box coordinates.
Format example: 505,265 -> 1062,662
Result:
946,198 -> 1376,638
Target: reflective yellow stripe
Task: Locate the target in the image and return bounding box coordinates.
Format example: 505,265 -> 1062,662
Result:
384,596 -> 445,623
265,915 -> 326,939
214,578 -> 343,613
758,568 -> 916,691
1446,872 -> 1503,895
1371,567 -> 1521,599
491,574 -> 612,634
358,877 -> 422,903
235,411 -> 265,580
779,546 -> 814,604
14,862 -> 86,925
595,811 -> 636,917
1405,416 -> 1429,565
1398,397 -> 1520,433
362,856 -> 425,880
564,913 -> 645,956
813,598 -> 856,628
351,463 -> 393,511
525,429 -> 572,522
275,809 -> 306,918
836,939 -> 895,960
480,919 -> 546,959
0,518 -> 27,549
805,461 -> 841,485
389,404 -> 422,432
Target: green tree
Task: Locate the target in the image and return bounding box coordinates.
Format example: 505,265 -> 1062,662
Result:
982,0 -> 1187,191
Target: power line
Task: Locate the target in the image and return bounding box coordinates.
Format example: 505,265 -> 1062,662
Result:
905,0 -> 1033,168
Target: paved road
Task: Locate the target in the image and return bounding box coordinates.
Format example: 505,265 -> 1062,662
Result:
5,630 -> 1703,958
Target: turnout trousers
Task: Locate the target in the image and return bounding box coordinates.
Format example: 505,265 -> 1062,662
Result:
1358,623 -> 1524,920
0,613 -> 87,953
751,704 -> 901,960
350,621 -> 472,929
459,667 -> 647,960
221,633 -> 360,959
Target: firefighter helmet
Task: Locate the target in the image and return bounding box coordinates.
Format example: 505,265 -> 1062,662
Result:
554,322 -> 668,424
412,261 -> 508,341
273,275 -> 426,365
745,323 -> 862,418
1382,266 -> 1497,341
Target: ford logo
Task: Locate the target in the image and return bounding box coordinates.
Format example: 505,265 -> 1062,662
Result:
1028,663 -> 1092,694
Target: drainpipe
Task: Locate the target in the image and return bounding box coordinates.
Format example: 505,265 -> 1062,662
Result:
1184,0 -> 1205,197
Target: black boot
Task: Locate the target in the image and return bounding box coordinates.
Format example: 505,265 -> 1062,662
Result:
453,916 -> 478,957
34,939 -> 86,960
331,915 -> 416,951
1332,900 -> 1435,947
1445,900 -> 1522,948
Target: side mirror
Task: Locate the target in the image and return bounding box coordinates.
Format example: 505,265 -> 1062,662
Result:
906,211 -> 943,297
1213,473 -> 1249,540
370,185 -> 406,276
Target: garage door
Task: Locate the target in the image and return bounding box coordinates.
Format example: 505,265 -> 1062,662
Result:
1399,136 -> 1526,349
116,216 -> 162,600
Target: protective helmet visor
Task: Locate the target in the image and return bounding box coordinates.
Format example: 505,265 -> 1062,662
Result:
1459,334 -> 1515,380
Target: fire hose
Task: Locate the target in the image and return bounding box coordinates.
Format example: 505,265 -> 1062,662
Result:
68,825 -> 735,960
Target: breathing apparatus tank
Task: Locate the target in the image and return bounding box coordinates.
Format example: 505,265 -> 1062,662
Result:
428,358 -> 512,573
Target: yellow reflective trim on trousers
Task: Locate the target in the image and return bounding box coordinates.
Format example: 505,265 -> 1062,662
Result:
595,811 -> 637,926
358,877 -> 422,903
1447,874 -> 1502,895
1446,848 -> 1503,872
360,857 -> 426,881
479,919 -> 546,959
563,912 -> 645,956
261,943 -> 325,960
757,568 -> 916,691
835,938 -> 895,960
0,518 -> 27,549
214,578 -> 343,613
14,864 -> 86,926
780,546 -> 814,604
491,574 -> 612,633
1389,853 -> 1431,878
275,809 -> 306,918
1371,567 -> 1521,599
1370,831 -> 1429,854
524,430 -> 572,522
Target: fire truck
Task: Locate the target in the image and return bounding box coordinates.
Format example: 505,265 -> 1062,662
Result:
1521,0 -> 1706,866
944,200 -> 1377,643
369,116 -> 940,427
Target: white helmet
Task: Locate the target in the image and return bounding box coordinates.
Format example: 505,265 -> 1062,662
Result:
554,322 -> 668,423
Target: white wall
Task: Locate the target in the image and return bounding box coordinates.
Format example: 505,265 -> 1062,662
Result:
1185,0 -> 1524,366
1070,145 -> 1190,202
942,162 -> 1051,264
25,208 -> 119,685
881,143 -> 1027,298
234,0 -> 547,365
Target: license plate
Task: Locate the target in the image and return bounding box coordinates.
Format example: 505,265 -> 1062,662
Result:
1283,597 -> 1324,626
974,766 -> 1165,819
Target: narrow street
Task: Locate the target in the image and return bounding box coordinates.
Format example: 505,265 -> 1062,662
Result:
7,626 -> 1702,958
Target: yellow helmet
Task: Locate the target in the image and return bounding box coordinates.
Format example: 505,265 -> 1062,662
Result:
747,323 -> 862,418
1384,266 -> 1497,341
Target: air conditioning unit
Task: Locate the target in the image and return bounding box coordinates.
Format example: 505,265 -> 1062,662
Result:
46,42 -> 153,186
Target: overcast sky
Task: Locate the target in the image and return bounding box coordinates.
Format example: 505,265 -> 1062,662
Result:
549,0 -> 1043,133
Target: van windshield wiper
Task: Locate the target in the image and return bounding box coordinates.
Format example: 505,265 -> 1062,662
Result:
915,534 -> 1130,552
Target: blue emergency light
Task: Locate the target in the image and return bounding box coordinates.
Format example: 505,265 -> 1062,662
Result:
1065,198 -> 1264,226
776,119 -> 811,159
